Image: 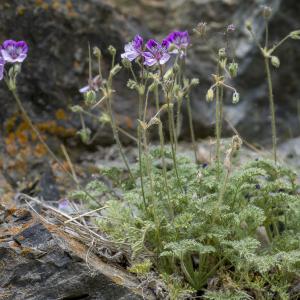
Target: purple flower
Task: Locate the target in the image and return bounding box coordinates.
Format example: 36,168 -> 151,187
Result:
227,24 -> 236,33
1,40 -> 28,63
121,35 -> 144,61
143,39 -> 170,66
0,56 -> 5,81
166,31 -> 190,57
79,75 -> 102,93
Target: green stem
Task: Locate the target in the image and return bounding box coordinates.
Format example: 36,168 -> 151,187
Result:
264,57 -> 277,163
155,85 -> 160,113
215,62 -> 222,178
138,94 -> 147,209
166,94 -> 183,192
175,96 -> 183,145
215,85 -> 221,177
106,85 -> 134,181
186,95 -> 197,163
158,122 -> 173,218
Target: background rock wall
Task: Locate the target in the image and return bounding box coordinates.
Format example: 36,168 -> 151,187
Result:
0,0 -> 299,148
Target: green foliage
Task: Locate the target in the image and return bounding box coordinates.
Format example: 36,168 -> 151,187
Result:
74,153 -> 300,299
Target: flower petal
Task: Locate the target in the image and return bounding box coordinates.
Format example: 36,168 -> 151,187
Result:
159,53 -> 170,65
146,39 -> 160,52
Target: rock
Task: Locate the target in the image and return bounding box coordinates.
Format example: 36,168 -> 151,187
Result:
0,206 -> 153,300
0,0 -> 299,149
110,0 -> 300,143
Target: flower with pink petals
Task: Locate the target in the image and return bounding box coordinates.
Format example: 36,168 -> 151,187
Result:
143,39 -> 170,66
79,75 -> 102,93
1,40 -> 28,63
121,35 -> 144,61
166,31 -> 190,57
0,56 -> 5,81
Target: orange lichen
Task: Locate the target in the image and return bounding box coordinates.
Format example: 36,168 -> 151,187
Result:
34,143 -> 47,158
5,133 -> 18,156
55,108 -> 67,121
16,131 -> 28,146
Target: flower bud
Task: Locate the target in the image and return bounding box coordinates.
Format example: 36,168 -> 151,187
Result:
245,20 -> 252,31
261,5 -> 272,19
206,88 -> 214,102
163,68 -> 173,80
108,45 -> 116,56
13,63 -> 22,75
110,64 -> 122,76
190,78 -> 200,86
70,105 -> 83,113
127,79 -> 137,90
122,58 -> 132,69
232,91 -> 239,104
93,47 -> 102,58
99,112 -> 111,124
77,128 -> 91,144
84,90 -> 97,106
228,62 -> 238,78
218,48 -> 226,58
271,56 -> 280,68
290,30 -> 300,40
220,58 -> 227,70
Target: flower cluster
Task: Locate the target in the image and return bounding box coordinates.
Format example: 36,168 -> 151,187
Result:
0,40 -> 28,80
121,31 -> 190,66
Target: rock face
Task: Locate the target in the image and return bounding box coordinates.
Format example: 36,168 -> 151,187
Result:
0,0 -> 299,147
0,205 -> 149,300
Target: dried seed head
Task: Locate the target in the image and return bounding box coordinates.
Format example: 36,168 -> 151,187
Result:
193,22 -> 207,38
93,46 -> 102,58
218,48 -> 226,58
261,5 -> 272,19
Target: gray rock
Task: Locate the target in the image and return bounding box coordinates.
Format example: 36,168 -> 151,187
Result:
0,206 -> 151,300
0,0 -> 299,147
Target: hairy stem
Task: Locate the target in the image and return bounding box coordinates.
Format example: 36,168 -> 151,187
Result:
215,85 -> 221,177
158,122 -> 173,218
186,95 -> 197,163
264,57 -> 277,163
138,93 -> 147,209
166,93 -> 183,192
106,84 -> 134,181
